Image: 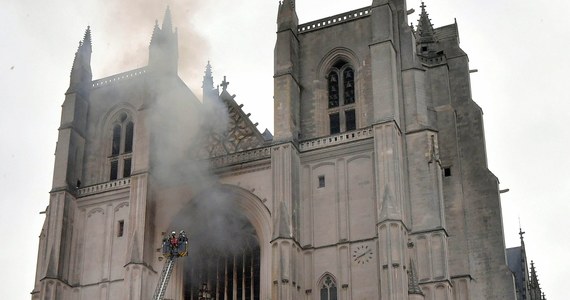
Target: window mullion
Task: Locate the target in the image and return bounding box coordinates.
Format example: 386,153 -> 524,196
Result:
339,109 -> 346,132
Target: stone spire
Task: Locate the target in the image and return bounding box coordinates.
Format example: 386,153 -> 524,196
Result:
162,6 -> 173,34
529,261 -> 543,300
82,26 -> 92,50
150,20 -> 160,44
416,2 -> 436,44
408,259 -> 424,296
148,7 -> 178,75
68,26 -> 92,93
202,61 -> 218,104
202,61 -> 214,90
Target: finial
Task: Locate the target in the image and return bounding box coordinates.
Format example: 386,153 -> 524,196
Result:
82,26 -> 92,48
416,1 -> 436,44
221,76 -> 230,91
205,61 -> 212,76
202,61 -> 214,91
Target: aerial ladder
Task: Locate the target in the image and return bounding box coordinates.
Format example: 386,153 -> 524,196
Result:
152,231 -> 189,300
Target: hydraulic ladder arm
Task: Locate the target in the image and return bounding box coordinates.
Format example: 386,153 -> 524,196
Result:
152,256 -> 177,300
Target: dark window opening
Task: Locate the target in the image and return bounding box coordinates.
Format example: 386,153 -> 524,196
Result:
124,122 -> 134,153
345,110 -> 356,131
328,71 -> 339,108
110,160 -> 118,180
343,68 -> 355,104
117,220 -> 124,237
123,158 -> 132,178
320,275 -> 337,300
109,116 -> 135,182
421,46 -> 428,52
444,167 -> 451,177
333,59 -> 347,69
326,62 -> 356,135
318,175 -> 325,188
112,125 -> 121,156
329,113 -> 340,134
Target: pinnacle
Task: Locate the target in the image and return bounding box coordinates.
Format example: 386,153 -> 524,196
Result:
416,2 -> 436,43
150,20 -> 161,45
83,26 -> 92,46
202,61 -> 214,90
407,259 -> 423,295
162,6 -> 173,33
205,61 -> 212,77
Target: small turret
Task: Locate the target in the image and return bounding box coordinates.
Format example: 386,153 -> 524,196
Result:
529,261 -> 543,300
202,61 -> 218,104
67,26 -> 92,94
415,2 -> 438,55
277,0 -> 298,32
274,0 -> 300,142
149,7 -> 179,75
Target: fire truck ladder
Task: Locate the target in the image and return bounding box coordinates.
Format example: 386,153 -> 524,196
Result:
152,256 -> 177,300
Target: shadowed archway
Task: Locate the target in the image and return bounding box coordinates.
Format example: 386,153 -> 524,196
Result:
168,185 -> 271,299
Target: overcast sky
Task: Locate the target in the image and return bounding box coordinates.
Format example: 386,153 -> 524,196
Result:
1,0 -> 568,299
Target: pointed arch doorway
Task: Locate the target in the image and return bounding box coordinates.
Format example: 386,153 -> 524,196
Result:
168,185 -> 271,300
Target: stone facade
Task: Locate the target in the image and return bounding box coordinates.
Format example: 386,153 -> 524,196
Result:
32,1 -> 517,299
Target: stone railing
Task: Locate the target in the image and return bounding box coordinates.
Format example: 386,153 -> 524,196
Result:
210,147 -> 272,168
299,127 -> 373,151
298,6 -> 371,34
418,55 -> 446,65
77,178 -> 131,197
92,67 -> 147,88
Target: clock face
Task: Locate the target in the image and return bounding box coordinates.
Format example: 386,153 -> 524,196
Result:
353,245 -> 373,264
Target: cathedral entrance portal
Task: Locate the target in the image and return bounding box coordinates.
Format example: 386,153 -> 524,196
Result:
168,185 -> 271,300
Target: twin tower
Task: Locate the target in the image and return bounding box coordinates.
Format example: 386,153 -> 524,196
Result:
33,1 -> 516,299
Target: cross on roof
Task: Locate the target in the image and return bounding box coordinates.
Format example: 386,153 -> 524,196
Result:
221,76 -> 230,91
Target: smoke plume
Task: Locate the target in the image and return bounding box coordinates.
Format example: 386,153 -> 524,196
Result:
92,0 -> 210,94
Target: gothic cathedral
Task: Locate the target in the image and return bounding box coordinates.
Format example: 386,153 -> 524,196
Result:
32,1 -> 517,299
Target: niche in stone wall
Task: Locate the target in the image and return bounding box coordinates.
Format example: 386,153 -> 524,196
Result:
82,207 -> 105,284
110,202 -> 129,280
347,155 -> 374,240
312,162 -> 337,247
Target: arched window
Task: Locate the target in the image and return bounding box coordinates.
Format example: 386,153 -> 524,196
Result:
109,113 -> 134,181
112,125 -> 121,156
327,60 -> 356,134
124,121 -> 134,153
320,275 -> 337,300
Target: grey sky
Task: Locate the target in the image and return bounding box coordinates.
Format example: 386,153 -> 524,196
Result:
1,0 -> 567,298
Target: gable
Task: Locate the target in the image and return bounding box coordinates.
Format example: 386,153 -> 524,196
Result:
200,91 -> 268,158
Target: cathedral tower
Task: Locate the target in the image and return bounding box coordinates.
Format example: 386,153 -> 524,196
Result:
33,2 -> 517,299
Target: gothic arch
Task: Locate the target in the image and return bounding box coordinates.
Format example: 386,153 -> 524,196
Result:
317,272 -> 339,300
98,104 -> 137,182
316,272 -> 338,286
99,103 -> 137,137
315,48 -> 361,136
87,207 -> 104,218
317,47 -> 360,79
346,153 -> 372,164
169,184 -> 272,299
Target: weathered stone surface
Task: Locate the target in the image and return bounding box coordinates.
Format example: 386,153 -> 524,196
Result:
32,2 -> 517,300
